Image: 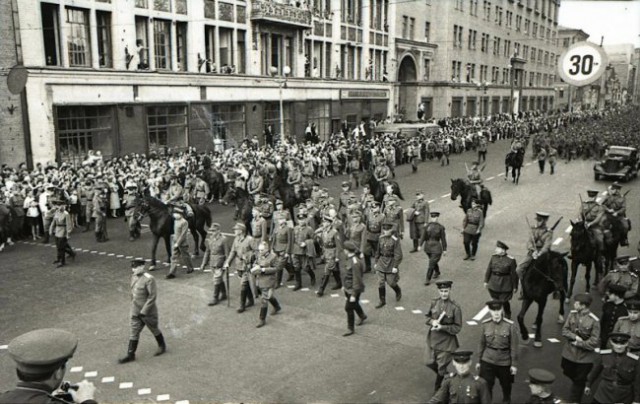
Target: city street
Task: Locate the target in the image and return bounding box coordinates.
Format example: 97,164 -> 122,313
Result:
1,138 -> 638,404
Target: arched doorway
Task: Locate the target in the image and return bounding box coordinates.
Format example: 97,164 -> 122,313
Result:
397,56 -> 417,82
397,55 -> 418,120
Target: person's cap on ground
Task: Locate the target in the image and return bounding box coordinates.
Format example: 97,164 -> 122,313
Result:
430,211 -> 440,218
436,280 -> 453,289
527,368 -> 556,385
486,300 -> 504,310
232,223 -> 246,232
573,293 -> 592,306
609,332 -> 631,344
8,329 -> 78,376
535,212 -> 550,220
496,240 -> 509,250
451,350 -> 473,363
131,259 -> 146,268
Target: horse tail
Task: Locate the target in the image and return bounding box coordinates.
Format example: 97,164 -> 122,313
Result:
202,205 -> 212,227
396,187 -> 404,201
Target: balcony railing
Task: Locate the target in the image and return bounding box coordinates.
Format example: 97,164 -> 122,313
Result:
251,0 -> 312,28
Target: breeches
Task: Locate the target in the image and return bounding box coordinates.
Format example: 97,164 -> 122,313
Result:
377,271 -> 399,288
292,254 -> 309,271
259,287 -> 274,307
130,314 -> 160,340
211,267 -> 226,285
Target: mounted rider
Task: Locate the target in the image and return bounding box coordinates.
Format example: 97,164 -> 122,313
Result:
374,156 -> 391,190
123,180 -> 142,241
601,182 -> 630,246
510,136 -> 525,156
167,175 -> 193,218
286,159 -> 303,199
580,189 -> 605,252
465,161 -> 485,200
516,212 -> 554,299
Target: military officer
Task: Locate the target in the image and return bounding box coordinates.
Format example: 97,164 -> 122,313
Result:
428,350 -> 491,404
258,195 -> 274,235
342,240 -> 367,337
585,332 -> 640,404
484,241 -> 518,319
223,223 -> 255,313
345,211 -> 366,255
477,300 -> 519,404
525,368 -> 563,404
383,195 -> 404,238
251,241 -> 281,328
119,259 -> 166,364
425,280 -> 463,391
462,199 -> 484,260
374,220 -> 403,308
270,216 -> 293,288
316,210 -> 343,297
600,284 -> 629,348
517,212 -> 553,298
363,201 -> 385,273
602,181 -> 630,246
418,212 -> 448,285
166,206 -> 194,279
580,189 -> 605,252
123,181 -> 141,241
0,329 -> 97,404
409,190 -> 430,253
250,206 -> 268,248
466,161 -> 485,199
291,211 -> 316,290
338,181 -> 351,222
560,293 -> 600,403
193,173 -> 210,204
270,199 -> 291,235
49,198 -> 76,268
201,223 -> 230,306
614,299 -> 640,352
598,255 -> 639,298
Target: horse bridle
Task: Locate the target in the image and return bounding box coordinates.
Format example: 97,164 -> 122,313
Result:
529,255 -> 567,296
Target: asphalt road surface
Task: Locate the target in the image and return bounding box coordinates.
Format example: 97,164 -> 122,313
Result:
1,139 -> 638,404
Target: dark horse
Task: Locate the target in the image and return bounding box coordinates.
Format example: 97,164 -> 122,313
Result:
360,171 -> 404,204
505,150 -> 524,184
201,155 -> 226,203
600,212 -> 626,274
269,168 -> 311,220
450,178 -> 492,217
517,250 -> 568,348
134,196 -> 212,269
568,220 -> 603,298
225,187 -> 254,232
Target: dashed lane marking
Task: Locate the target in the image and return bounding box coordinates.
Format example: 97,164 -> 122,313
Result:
473,306 -> 489,321
101,377 -> 115,383
287,285 -> 295,289
84,371 -> 97,378
547,338 -> 560,343
330,293 -> 339,298
486,176 -> 495,181
301,288 -> 310,292
0,345 -> 8,350
411,309 -> 423,314
126,256 -> 133,259
157,394 -> 170,401
117,254 -> 124,258
497,172 -> 504,176
565,226 -> 572,234
466,320 -> 478,326
119,382 -> 133,389
107,253 -> 115,257
553,237 -> 563,246
361,299 -> 370,304
428,199 -> 436,204
395,307 -> 405,311
70,366 -> 83,373
441,193 -> 450,198
175,400 -> 190,404
138,388 -> 151,395
99,252 -> 107,256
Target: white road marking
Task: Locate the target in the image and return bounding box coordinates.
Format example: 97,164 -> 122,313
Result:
428,199 -> 436,204
287,285 -> 295,288
301,288 -> 310,292
84,371 -> 97,378
119,382 -> 133,389
330,293 -> 339,297
466,320 -> 478,326
108,253 -> 115,256
486,176 -> 495,181
553,237 -> 563,246
99,252 -> 106,255
529,333 -> 536,339
368,391 -> 377,396
157,394 -> 170,401
141,224 -> 149,227
441,193 -> 450,198
547,338 -> 560,343
175,400 -> 190,404
90,251 -> 97,254
203,269 -> 212,273
473,306 -> 489,321
361,299 -> 370,304
0,345 -> 8,350
411,309 -> 423,314
395,306 -> 405,311
565,226 -> 572,234
101,377 -> 114,383
126,256 -> 133,259
70,366 -> 83,373
526,163 -> 532,166
497,172 -> 504,176
138,388 -> 151,395
83,249 -> 90,252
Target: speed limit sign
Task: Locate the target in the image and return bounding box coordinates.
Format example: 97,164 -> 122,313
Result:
557,41 -> 608,87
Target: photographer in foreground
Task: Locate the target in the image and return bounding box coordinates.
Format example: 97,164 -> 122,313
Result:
0,328 -> 97,404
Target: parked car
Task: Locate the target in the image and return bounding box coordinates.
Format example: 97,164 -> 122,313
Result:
594,146 -> 640,181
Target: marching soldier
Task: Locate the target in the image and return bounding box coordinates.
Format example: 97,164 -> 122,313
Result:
462,199 -> 484,261
338,181 -> 351,222
166,175 -> 184,204
291,210 -> 316,290
270,199 -> 291,235
466,161 -> 485,199
383,195 -> 404,239
484,241 -> 518,319
598,255 -> 639,299
166,206 -> 194,279
425,280 -> 463,391
580,189 -> 605,252
223,223 -> 256,313
428,350 -> 491,404
271,217 -> 293,288
600,284 -> 629,349
602,181 -> 629,246
585,332 -> 640,404
363,201 -> 385,273
409,190 -> 430,253
201,223 -> 229,306
525,368 -> 563,404
316,210 -> 343,297
418,212 -> 447,285
477,300 -> 519,404
345,211 -> 366,255
123,181 -> 141,241
118,259 -> 166,364
613,299 -> 640,352
374,220 -> 402,308
561,293 -> 600,403
517,212 -> 553,299
49,198 -> 76,268
342,240 -> 367,336
251,241 -> 281,328
250,206 -> 268,248
40,183 -> 56,243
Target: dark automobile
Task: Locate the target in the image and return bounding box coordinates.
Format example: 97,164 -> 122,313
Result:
594,146 -> 640,181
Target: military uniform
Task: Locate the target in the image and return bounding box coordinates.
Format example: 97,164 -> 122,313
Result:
581,195 -> 605,251
600,299 -> 628,349
602,186 -> 629,245
408,195 -> 430,251
291,219 -> 316,289
613,302 -> 640,352
270,221 -> 293,288
516,214 -> 553,279
586,348 -> 640,403
383,201 -> 404,237
123,187 -> 141,240
363,207 -> 385,272
345,217 -> 366,254
338,186 -> 351,221
374,224 -> 403,307
316,222 -> 342,296
225,225 -> 256,312
561,301 -> 600,403
251,215 -> 268,248
92,190 -> 108,242
202,230 -> 229,305
342,245 -> 367,336
251,250 -> 281,327
81,183 -> 95,231
598,267 -> 639,299
478,313 -> 518,403
419,215 -> 447,284
425,291 -> 462,388
167,211 -> 194,277
484,250 -> 517,318
525,368 -> 563,404
429,366 -> 491,404
49,204 -> 75,267
462,205 -> 484,260
193,177 -> 210,204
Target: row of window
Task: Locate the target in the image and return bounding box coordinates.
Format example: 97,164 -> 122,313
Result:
401,16 -> 430,43
451,60 -> 557,87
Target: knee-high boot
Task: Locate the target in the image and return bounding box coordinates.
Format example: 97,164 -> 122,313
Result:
208,284 -> 220,306
331,270 -> 342,290
219,283 -> 227,301
269,297 -> 281,314
154,333 -> 166,356
316,275 -> 330,297
375,287 -> 386,308
237,287 -> 248,313
390,284 -> 402,301
306,267 -> 316,286
118,340 -> 138,364
256,307 -> 268,328
293,271 -> 302,291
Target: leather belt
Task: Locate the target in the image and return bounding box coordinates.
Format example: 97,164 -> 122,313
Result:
487,347 -> 510,351
491,272 -> 509,276
324,244 -> 336,248
381,254 -> 394,257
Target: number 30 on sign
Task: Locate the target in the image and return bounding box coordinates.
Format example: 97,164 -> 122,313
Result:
557,42 -> 608,87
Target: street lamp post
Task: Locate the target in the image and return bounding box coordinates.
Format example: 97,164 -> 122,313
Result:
270,65 -> 291,145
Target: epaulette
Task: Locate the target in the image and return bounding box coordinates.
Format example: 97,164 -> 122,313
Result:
143,272 -> 152,279
610,269 -> 620,273
352,257 -> 358,263
507,255 -> 514,259
599,349 -> 612,354
503,318 -> 514,324
482,318 -> 492,323
570,310 -> 577,313
630,257 -> 638,261
628,352 -> 640,360
473,375 -> 479,381
589,312 -> 599,321
631,273 -> 638,278
618,316 -> 630,321
391,236 -> 398,241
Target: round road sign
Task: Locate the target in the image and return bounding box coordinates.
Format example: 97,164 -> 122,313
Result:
557,41 -> 608,87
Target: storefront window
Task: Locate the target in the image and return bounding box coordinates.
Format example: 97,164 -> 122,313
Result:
307,101 -> 331,140
264,102 -> 292,142
56,106 -> 114,165
147,105 -> 188,151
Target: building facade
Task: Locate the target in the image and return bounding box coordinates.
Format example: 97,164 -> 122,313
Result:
554,25 -> 589,111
